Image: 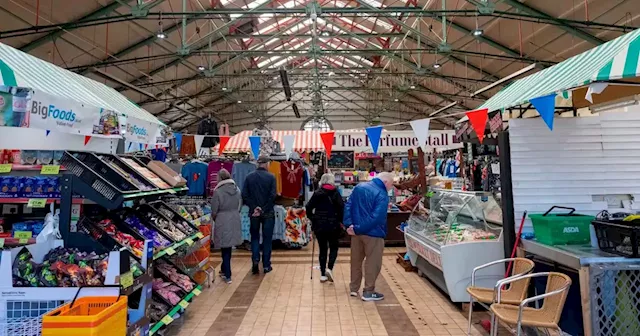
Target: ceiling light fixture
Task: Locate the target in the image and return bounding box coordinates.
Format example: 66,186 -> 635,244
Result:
156,32 -> 167,39
237,100 -> 242,104
433,63 -> 441,69
410,85 -> 416,89
394,98 -> 399,102
472,29 -> 483,36
197,65 -> 206,71
222,87 -> 227,91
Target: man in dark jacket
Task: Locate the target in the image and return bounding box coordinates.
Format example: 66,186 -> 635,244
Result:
242,157 -> 277,274
344,172 -> 394,301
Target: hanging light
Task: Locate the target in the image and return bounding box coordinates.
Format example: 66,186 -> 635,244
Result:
433,63 -> 441,69
222,87 -> 228,91
156,32 -> 167,39
197,65 -> 206,71
410,85 -> 416,89
237,100 -> 242,104
472,29 -> 483,36
394,98 -> 399,102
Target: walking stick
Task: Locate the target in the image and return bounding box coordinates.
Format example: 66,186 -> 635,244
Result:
310,232 -> 315,280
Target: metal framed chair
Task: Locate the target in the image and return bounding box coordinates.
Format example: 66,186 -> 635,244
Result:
490,272 -> 572,336
466,258 -> 535,335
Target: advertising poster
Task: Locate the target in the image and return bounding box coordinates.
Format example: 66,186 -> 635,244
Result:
125,116 -> 159,144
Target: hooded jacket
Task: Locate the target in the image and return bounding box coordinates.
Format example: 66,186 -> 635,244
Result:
305,185 -> 345,234
343,178 -> 389,238
211,179 -> 243,248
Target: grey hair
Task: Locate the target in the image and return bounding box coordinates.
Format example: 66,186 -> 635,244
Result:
376,172 -> 395,184
319,173 -> 335,187
218,168 -> 232,181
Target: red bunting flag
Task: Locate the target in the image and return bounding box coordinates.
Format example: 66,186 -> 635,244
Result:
466,108 -> 489,144
320,132 -> 335,158
144,144 -> 148,150
84,136 -> 91,146
218,136 -> 231,155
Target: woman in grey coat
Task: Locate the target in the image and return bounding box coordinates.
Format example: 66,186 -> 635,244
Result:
211,169 -> 243,284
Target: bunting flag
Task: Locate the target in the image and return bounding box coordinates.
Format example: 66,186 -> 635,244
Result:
585,83 -> 608,103
249,136 -> 261,159
127,142 -> 133,152
84,136 -> 91,146
409,118 -> 430,149
139,143 -> 143,151
365,126 -> 384,155
465,108 -> 489,144
173,132 -> 183,151
218,136 -> 231,155
194,135 -> 205,156
144,144 -> 149,150
282,134 -> 296,159
46,130 -> 51,137
319,132 -> 335,158
530,93 -> 557,130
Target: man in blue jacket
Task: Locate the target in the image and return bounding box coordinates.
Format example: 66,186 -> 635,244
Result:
242,157 -> 277,275
344,172 -> 394,301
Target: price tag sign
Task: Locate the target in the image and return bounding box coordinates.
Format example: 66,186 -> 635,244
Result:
161,315 -> 174,325
185,238 -> 194,246
0,164 -> 12,173
196,232 -> 204,239
18,238 -> 29,245
120,271 -> 134,288
167,189 -> 176,194
165,247 -> 176,255
179,300 -> 189,309
0,238 -> 5,248
27,199 -> 47,208
14,231 -> 33,239
192,288 -> 201,296
40,165 -> 61,175
193,219 -> 201,227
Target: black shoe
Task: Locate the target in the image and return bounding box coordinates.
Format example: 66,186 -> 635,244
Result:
252,263 -> 259,275
263,266 -> 273,274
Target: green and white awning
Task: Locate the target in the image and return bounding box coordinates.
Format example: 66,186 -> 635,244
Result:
477,28 -> 640,113
0,42 -> 165,126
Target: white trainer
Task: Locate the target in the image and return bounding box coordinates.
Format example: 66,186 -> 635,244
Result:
320,276 -> 328,283
325,269 -> 334,282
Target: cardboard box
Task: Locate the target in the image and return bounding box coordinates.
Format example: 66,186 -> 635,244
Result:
148,161 -> 187,187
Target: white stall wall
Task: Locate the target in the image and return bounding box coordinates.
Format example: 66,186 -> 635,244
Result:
509,105 -> 640,233
0,127 -> 118,153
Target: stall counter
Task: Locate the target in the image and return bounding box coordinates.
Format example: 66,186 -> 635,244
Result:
339,211 -> 411,246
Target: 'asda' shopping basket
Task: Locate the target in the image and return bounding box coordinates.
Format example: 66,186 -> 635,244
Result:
529,206 -> 593,245
41,289 -> 127,336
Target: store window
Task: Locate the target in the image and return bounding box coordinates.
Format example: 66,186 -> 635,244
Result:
301,117 -> 332,131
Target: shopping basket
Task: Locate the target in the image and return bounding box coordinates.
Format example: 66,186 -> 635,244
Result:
529,206 -> 593,245
42,287 -> 127,336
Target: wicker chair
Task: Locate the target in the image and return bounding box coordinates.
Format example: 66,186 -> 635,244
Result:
490,272 -> 572,336
466,258 -> 535,335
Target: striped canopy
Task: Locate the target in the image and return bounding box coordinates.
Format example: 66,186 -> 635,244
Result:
0,42 -> 164,126
214,130 -> 324,153
477,28 -> 640,113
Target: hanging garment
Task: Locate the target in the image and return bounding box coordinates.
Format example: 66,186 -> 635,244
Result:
280,161 -> 303,199
179,135 -> 196,156
207,160 -> 234,197
273,205 -> 287,241
166,161 -> 184,175
445,159 -> 459,178
268,161 -> 283,195
150,149 -> 167,162
240,205 -> 251,241
284,207 -> 311,247
231,161 -> 256,192
197,119 -> 219,148
181,161 -> 208,196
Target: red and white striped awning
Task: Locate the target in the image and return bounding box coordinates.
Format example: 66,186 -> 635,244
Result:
214,130 -> 324,153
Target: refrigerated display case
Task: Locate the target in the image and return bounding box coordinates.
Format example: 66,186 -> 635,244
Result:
404,189 -> 504,302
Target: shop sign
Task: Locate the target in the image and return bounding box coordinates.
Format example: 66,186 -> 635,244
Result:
124,116 -> 159,144
333,130 -> 461,153
406,234 -> 442,271
354,152 -> 381,159
27,90 -> 121,137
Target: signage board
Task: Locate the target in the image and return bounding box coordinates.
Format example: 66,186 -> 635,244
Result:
333,130 -> 461,153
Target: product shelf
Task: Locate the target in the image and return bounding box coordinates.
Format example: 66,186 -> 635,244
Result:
153,232 -> 205,260
0,164 -> 67,172
149,285 -> 203,335
0,197 -> 92,204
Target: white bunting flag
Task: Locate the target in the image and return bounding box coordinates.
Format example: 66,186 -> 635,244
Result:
585,83 -> 608,103
194,135 -> 205,156
410,118 -> 431,149
283,134 -> 296,159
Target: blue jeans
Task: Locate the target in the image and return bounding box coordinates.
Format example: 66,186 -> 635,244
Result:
250,215 -> 275,268
221,247 -> 232,279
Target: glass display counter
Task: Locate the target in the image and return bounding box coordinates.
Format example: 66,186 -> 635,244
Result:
404,189 -> 504,302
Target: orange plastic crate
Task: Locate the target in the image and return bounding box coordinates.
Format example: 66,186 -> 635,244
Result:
42,296 -> 127,336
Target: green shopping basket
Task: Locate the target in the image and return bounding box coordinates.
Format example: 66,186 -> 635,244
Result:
529,206 -> 593,245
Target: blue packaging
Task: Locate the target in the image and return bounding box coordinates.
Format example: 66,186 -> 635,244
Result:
0,177 -> 19,196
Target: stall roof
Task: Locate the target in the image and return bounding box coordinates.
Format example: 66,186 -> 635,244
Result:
0,42 -> 164,126
476,28 -> 640,114
215,130 -> 323,153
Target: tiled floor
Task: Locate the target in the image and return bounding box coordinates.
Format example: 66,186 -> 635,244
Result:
165,247 -> 495,336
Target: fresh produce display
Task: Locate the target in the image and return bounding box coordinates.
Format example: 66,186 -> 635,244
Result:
96,219 -> 144,257
429,223 -> 496,244
13,247 -> 109,287
156,260 -> 195,292
125,214 -> 172,251
139,211 -> 186,241
153,278 -> 183,305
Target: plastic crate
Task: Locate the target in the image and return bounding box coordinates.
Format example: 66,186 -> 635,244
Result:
529,206 -> 593,245
592,219 -> 640,257
42,296 -> 127,336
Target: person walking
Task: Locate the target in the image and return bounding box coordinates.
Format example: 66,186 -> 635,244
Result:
306,173 -> 344,283
242,157 -> 277,275
344,172 -> 394,301
211,169 -> 243,284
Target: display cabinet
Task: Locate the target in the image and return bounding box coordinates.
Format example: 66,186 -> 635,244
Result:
404,189 -> 504,302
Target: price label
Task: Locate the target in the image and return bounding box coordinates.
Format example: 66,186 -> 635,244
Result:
178,300 -> 189,309
185,238 -> 194,246
192,219 -> 201,227
0,164 -> 12,173
120,271 -> 134,288
192,288 -> 201,296
18,238 -> 29,245
195,232 -> 204,239
167,189 -> 176,194
0,238 -> 5,248
40,165 -> 61,175
14,231 -> 33,239
161,315 -> 174,325
27,199 -> 47,208
165,247 -> 176,255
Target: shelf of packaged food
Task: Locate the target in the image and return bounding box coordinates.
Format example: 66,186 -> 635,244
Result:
123,187 -> 189,200
120,272 -> 153,296
0,197 -> 93,204
149,285 -> 203,335
190,214 -> 211,227
153,232 -> 206,260
1,164 -> 67,172
127,316 -> 151,336
1,237 -> 37,246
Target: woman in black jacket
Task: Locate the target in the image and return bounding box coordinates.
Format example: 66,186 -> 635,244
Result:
306,173 -> 345,283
